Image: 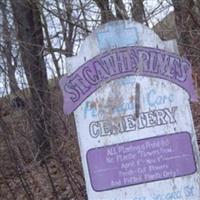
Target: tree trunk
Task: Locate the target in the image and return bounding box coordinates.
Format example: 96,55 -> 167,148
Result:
54,0 -> 74,57
41,11 -> 61,77
65,0 -> 74,57
0,0 -> 20,94
10,0 -> 51,161
131,0 -> 147,25
114,0 -> 128,20
93,0 -> 115,23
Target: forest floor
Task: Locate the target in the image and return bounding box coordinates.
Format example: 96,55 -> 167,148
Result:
0,83 -> 200,200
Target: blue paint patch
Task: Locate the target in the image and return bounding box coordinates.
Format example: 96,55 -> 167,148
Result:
97,22 -> 138,50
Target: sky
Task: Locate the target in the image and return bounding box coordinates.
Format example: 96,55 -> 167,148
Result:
0,0 -> 175,96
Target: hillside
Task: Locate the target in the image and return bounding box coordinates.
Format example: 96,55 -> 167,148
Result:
0,80 -> 200,199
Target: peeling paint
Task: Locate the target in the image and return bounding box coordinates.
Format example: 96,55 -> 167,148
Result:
60,20 -> 200,200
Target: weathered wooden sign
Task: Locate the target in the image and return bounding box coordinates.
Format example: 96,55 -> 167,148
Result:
60,21 -> 200,200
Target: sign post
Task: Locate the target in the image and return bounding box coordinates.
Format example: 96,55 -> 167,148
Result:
60,21 -> 200,200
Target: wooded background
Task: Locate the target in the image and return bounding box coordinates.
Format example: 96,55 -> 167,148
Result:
0,0 -> 200,199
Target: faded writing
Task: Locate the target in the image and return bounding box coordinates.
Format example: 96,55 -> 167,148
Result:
147,89 -> 175,107
97,22 -> 138,50
132,185 -> 194,200
83,89 -> 175,119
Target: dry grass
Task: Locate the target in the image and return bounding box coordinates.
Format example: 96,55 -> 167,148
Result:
0,82 -> 200,200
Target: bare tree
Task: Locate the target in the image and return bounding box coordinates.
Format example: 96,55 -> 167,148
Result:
0,0 -> 20,94
54,0 -> 75,57
172,0 -> 200,81
10,0 -> 52,161
93,0 -> 115,23
41,9 -> 61,77
4,1 -> 200,199
114,0 -> 128,20
131,0 -> 147,25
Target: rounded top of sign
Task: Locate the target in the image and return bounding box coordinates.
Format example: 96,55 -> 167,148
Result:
89,20 -> 177,52
68,20 -> 178,72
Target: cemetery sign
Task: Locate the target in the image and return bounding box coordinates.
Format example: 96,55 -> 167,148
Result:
60,21 -> 200,200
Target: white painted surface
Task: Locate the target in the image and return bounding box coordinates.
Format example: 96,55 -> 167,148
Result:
66,20 -> 178,74
75,76 -> 200,200
63,21 -> 200,200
